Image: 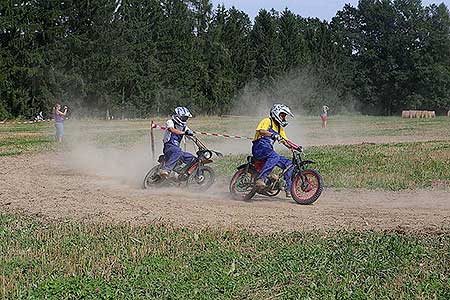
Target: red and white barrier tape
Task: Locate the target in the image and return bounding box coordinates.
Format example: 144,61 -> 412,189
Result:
151,122 -> 253,141
0,120 -> 52,125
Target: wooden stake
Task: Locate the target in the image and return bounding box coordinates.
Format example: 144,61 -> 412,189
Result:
150,120 -> 155,161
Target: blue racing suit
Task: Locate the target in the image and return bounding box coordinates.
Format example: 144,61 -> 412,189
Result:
252,118 -> 293,190
161,119 -> 195,171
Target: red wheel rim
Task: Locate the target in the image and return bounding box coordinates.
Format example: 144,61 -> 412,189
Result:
292,170 -> 320,202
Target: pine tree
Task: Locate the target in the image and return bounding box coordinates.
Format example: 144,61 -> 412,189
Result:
250,9 -> 283,86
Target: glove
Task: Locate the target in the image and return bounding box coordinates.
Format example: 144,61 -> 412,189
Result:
271,133 -> 281,142
184,129 -> 194,136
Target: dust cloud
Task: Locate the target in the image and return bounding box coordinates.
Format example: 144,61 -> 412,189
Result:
229,68 -> 325,147
230,66 -> 361,147
63,121 -> 156,188
232,67 -> 341,117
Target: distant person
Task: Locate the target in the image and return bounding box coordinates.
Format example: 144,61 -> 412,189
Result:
320,105 -> 329,128
53,103 -> 68,142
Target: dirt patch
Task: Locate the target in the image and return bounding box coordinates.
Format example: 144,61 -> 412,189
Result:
1,153 -> 449,233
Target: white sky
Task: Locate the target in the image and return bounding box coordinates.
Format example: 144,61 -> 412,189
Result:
210,0 -> 450,21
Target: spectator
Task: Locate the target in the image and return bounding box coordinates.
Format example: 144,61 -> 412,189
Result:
320,105 -> 330,128
53,103 -> 68,142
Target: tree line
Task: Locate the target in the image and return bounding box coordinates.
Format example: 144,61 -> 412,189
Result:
1,0 -> 449,119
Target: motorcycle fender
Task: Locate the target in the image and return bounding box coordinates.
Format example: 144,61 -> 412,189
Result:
237,164 -> 249,170
237,164 -> 257,175
201,159 -> 213,165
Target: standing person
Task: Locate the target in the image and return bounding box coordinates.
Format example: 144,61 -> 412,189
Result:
53,103 -> 68,142
252,103 -> 295,197
159,107 -> 195,177
320,105 -> 329,128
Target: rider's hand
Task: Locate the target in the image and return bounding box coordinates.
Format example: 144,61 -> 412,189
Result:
184,129 -> 194,136
271,133 -> 282,142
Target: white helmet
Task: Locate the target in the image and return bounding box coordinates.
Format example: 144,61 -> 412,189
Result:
173,106 -> 192,126
270,104 -> 294,127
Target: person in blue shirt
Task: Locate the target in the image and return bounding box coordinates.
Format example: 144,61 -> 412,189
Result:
252,104 -> 295,197
159,107 -> 195,177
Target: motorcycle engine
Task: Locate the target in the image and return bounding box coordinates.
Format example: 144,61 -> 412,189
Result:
178,173 -> 189,181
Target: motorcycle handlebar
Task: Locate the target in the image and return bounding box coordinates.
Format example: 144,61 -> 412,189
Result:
282,139 -> 303,152
185,135 -> 222,156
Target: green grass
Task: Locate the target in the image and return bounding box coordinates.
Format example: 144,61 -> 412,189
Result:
0,122 -> 52,133
0,150 -> 23,157
0,122 -> 55,155
308,140 -> 450,190
0,213 -> 448,299
215,140 -> 450,191
0,136 -> 54,156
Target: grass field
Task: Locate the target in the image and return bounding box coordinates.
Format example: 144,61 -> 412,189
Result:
1,214 -> 449,299
215,140 -> 450,190
1,115 -> 450,155
1,116 -> 449,298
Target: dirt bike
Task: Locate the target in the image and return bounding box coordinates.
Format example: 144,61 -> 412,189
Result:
143,135 -> 222,191
229,139 -> 323,205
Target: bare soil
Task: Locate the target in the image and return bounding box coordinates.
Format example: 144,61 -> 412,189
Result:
1,153 -> 449,234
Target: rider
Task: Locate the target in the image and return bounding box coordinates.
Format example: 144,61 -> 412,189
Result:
252,103 -> 295,197
159,106 -> 195,177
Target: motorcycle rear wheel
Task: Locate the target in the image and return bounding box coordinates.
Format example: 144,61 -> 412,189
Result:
229,169 -> 257,201
143,165 -> 166,189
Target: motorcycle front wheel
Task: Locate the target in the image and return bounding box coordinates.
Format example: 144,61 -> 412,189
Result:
291,169 -> 323,205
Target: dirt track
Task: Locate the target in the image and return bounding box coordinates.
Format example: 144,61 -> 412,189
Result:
1,153 -> 449,233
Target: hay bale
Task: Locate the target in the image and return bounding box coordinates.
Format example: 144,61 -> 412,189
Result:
402,110 -> 438,118
418,111 -> 424,118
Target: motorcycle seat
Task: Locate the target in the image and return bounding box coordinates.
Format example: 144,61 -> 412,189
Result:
248,156 -> 265,172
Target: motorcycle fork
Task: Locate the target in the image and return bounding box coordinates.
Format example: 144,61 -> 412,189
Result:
295,166 -> 310,190
188,163 -> 199,176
